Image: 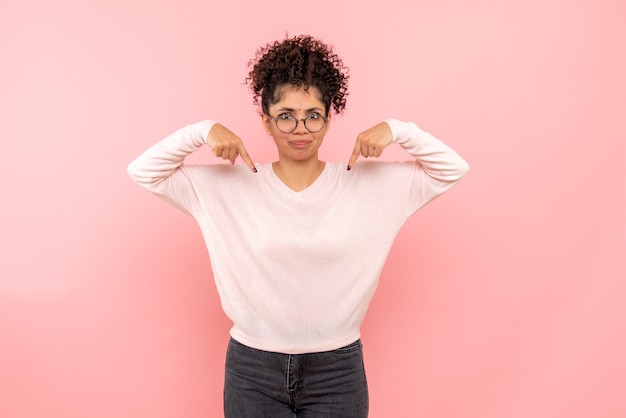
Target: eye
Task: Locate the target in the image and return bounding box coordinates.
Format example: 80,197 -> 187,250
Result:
307,112 -> 321,119
278,113 -> 293,120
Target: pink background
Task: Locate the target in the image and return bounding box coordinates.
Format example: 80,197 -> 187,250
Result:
2,0 -> 625,417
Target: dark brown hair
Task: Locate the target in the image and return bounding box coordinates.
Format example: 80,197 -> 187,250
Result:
246,35 -> 349,115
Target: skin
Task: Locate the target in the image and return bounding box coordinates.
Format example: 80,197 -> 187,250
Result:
261,85 -> 330,191
205,84 -> 394,191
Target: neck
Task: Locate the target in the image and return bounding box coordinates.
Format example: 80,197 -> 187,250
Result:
272,158 -> 326,192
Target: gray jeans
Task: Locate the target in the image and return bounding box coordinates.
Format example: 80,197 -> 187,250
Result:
224,338 -> 369,417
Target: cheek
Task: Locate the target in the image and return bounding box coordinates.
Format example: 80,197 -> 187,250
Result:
272,132 -> 289,143
317,126 -> 330,140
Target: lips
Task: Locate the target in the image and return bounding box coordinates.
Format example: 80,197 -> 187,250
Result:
289,140 -> 312,147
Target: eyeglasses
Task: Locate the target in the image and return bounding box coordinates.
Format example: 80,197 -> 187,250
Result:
267,112 -> 328,134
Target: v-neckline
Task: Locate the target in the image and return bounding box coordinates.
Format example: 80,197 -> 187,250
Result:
267,162 -> 332,200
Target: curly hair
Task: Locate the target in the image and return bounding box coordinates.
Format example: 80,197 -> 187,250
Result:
246,35 -> 349,115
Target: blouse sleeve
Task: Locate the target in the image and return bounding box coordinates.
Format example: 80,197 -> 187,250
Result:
385,118 -> 470,214
126,120 -> 215,216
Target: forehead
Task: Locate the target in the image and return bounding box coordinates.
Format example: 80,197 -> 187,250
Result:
270,85 -> 325,111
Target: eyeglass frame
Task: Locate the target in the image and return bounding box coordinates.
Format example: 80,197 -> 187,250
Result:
265,112 -> 329,134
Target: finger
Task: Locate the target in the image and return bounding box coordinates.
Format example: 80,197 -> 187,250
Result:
347,141 -> 362,170
227,147 -> 239,164
237,143 -> 257,173
362,142 -> 374,158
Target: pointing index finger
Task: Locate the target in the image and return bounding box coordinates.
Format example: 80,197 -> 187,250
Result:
237,143 -> 257,173
347,140 -> 361,171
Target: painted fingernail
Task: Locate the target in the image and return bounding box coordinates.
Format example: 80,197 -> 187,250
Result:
347,165 -> 351,171
253,167 -> 257,173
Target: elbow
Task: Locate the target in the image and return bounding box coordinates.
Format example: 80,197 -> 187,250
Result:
447,157 -> 469,182
126,159 -> 151,186
458,158 -> 470,179
126,160 -> 140,183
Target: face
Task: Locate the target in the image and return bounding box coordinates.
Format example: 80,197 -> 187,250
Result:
262,85 -> 331,163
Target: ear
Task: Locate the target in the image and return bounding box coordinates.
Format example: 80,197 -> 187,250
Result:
323,112 -> 332,133
261,113 -> 272,135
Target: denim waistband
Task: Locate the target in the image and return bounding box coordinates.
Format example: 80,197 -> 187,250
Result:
229,337 -> 362,355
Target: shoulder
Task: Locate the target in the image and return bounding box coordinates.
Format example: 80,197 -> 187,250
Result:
349,160 -> 417,177
183,163 -> 262,186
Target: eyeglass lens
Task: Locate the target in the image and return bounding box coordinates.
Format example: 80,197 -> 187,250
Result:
276,115 -> 326,133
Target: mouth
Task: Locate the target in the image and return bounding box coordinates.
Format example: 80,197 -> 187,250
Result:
289,140 -> 312,147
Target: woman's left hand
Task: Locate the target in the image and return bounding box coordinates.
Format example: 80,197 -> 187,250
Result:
347,122 -> 393,170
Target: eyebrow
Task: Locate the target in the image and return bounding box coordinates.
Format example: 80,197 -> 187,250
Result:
275,107 -> 324,113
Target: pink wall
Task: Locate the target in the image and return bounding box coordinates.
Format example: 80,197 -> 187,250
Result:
1,0 -> 625,417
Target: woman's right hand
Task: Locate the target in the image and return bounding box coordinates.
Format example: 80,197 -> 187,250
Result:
206,123 -> 256,172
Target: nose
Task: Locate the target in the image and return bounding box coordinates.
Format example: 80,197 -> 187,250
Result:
292,119 -> 309,134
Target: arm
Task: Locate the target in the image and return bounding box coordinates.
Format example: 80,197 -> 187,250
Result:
385,119 -> 470,183
126,120 -> 215,215
347,119 -> 469,214
127,120 -> 214,189
127,120 -> 256,215
348,119 -> 469,182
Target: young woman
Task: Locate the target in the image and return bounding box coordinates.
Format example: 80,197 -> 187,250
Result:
128,34 -> 469,418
